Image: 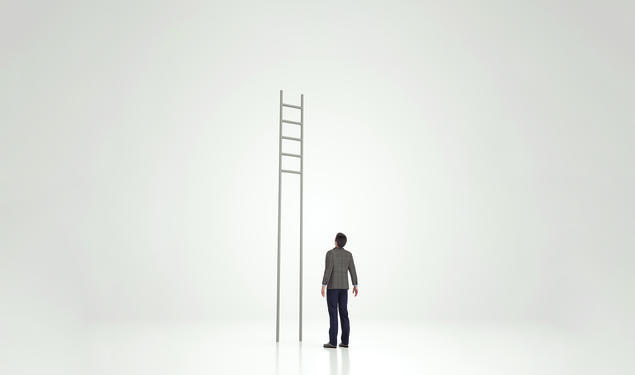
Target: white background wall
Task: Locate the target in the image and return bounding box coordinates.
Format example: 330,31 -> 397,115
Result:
2,0 -> 634,357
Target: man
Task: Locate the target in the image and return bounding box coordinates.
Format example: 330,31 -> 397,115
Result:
321,232 -> 359,348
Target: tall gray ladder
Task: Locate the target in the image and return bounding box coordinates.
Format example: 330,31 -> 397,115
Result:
276,90 -> 304,342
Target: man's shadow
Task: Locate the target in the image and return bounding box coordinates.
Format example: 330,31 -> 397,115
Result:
328,348 -> 350,375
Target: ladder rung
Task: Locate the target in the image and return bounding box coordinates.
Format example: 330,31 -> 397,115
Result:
282,103 -> 302,109
281,152 -> 302,158
281,136 -> 302,142
282,119 -> 302,126
281,169 -> 302,175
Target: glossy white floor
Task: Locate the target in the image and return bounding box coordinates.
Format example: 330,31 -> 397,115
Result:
13,318 -> 633,374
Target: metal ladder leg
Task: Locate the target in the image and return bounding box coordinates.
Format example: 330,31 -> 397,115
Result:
276,90 -> 304,342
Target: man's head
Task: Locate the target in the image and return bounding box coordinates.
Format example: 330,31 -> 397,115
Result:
334,232 -> 347,248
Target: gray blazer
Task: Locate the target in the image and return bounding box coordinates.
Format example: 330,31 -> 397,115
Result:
321,247 -> 358,289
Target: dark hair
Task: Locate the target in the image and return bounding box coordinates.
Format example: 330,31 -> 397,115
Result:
335,232 -> 347,248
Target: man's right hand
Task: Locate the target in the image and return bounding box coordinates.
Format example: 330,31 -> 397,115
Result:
352,286 -> 358,297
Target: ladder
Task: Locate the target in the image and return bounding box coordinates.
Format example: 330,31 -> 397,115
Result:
276,90 -> 304,342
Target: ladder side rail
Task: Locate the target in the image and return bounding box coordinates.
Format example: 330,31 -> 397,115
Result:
276,90 -> 283,342
299,94 -> 304,342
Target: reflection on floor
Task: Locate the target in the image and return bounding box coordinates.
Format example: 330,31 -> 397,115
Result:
8,319 -> 635,374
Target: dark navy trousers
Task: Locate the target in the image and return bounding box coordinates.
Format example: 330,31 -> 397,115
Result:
326,288 -> 350,346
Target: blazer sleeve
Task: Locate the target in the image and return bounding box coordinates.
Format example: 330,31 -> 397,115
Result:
349,255 -> 358,286
322,252 -> 334,286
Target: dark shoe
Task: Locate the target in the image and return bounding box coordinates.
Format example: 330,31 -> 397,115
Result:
323,342 -> 337,348
339,343 -> 349,348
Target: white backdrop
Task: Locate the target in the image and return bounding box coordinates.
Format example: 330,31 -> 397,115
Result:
2,0 -> 634,371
